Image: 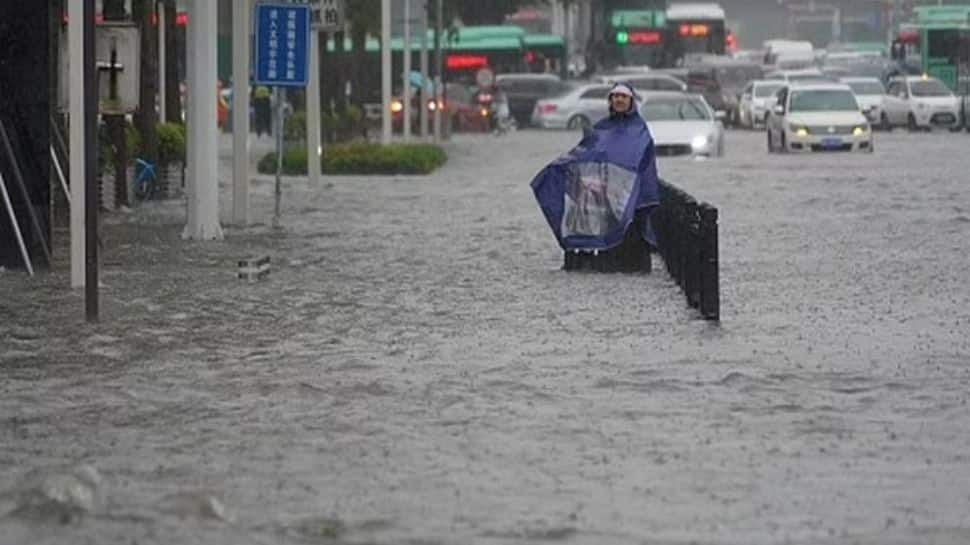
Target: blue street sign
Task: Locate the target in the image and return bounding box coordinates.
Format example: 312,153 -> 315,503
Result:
254,3 -> 311,87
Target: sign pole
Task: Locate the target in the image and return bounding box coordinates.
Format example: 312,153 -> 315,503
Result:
381,0 -> 392,144
274,87 -> 283,228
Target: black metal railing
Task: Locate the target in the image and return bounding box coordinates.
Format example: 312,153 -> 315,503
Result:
560,179 -> 720,322
652,180 -> 719,321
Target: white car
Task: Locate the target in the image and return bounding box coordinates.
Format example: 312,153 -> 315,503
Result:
640,92 -> 724,158
881,75 -> 961,131
531,82 -> 611,130
841,77 -> 886,126
766,82 -> 873,153
738,80 -> 785,129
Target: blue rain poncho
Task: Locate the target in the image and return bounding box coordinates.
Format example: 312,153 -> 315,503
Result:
530,106 -> 660,251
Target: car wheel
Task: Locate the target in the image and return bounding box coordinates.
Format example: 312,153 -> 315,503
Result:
880,112 -> 891,132
567,115 -> 591,131
766,129 -> 774,152
907,113 -> 919,132
779,132 -> 788,153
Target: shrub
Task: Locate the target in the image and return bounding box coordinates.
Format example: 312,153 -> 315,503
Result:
257,143 -> 447,175
157,122 -> 186,164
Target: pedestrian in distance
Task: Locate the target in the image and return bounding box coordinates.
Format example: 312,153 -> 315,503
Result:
253,85 -> 272,138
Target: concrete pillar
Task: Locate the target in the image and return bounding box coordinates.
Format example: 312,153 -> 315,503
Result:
184,0 -> 224,240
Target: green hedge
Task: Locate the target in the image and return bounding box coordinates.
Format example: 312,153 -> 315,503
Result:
258,143 -> 447,175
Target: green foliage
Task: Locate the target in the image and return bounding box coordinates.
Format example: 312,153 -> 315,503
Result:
257,143 -> 447,175
156,122 -> 186,164
283,106 -> 366,143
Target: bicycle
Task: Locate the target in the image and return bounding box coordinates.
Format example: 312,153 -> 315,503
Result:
132,158 -> 157,202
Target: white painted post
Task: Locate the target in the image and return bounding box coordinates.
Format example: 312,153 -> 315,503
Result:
232,0 -> 251,225
381,0 -> 392,144
69,0 -> 85,287
183,0 -> 224,240
403,0 -> 412,141
158,0 -> 167,123
307,27 -> 321,188
420,3 -> 429,138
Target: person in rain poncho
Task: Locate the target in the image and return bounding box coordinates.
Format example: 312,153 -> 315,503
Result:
531,81 -> 660,251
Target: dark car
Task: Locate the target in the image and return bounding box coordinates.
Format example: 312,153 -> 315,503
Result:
685,58 -> 763,126
496,73 -> 568,127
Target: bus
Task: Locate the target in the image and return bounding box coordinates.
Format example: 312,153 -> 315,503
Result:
913,5 -> 970,91
607,9 -> 668,68
665,3 -> 726,64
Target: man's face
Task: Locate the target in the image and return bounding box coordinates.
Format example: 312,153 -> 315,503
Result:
610,93 -> 632,113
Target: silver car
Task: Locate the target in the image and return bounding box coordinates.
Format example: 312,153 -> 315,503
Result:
640,92 -> 725,158
841,77 -> 886,126
593,73 -> 687,92
531,82 -> 612,130
738,80 -> 785,129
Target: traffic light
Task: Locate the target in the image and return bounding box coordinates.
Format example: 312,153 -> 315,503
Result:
616,31 -> 629,44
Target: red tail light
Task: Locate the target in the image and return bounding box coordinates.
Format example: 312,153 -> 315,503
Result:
540,103 -> 558,114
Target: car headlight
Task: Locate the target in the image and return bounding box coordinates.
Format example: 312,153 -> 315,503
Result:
691,135 -> 709,150
390,100 -> 404,113
852,125 -> 868,136
790,124 -> 808,137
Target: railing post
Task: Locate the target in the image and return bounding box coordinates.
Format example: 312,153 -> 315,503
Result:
700,204 -> 720,321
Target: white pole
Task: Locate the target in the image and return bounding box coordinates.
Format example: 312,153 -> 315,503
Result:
158,1 -> 167,123
420,3 -> 429,138
183,0 -> 224,240
69,0 -> 85,287
232,0 -> 251,225
307,28 -> 321,189
403,0 -> 412,141
381,0 -> 392,144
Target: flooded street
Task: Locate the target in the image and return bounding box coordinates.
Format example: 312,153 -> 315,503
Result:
3,128 -> 970,544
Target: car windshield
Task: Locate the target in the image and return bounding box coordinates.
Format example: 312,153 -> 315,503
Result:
754,83 -> 783,97
789,74 -> 830,83
789,90 -> 859,112
846,81 -> 884,95
910,80 -> 952,97
640,98 -> 711,121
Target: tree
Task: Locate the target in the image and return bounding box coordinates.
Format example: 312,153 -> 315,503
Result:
346,0 -> 380,106
133,0 -> 158,165
103,0 -> 128,207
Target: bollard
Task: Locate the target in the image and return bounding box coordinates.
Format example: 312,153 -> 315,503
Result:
700,204 -> 719,321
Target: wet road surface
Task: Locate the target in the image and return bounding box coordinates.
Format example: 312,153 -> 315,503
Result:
2,128 -> 970,544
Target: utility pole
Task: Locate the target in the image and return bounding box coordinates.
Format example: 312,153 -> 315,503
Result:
381,0 -> 391,144
433,0 -> 443,143
420,2 -> 429,138
233,0 -> 252,224
403,0 -> 412,142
